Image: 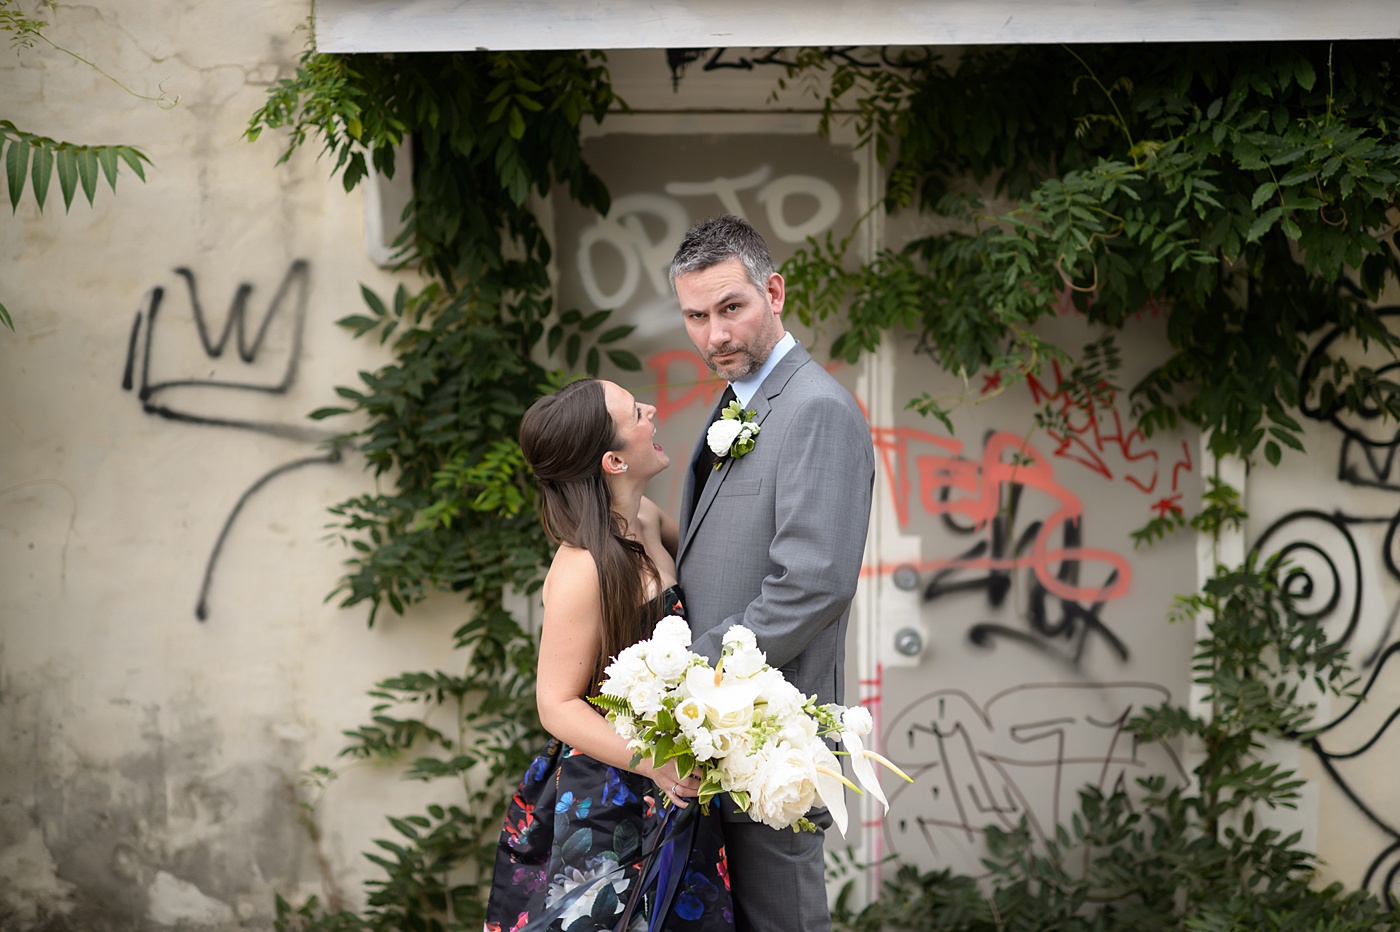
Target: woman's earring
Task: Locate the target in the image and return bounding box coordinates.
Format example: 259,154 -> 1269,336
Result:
619,464 -> 629,472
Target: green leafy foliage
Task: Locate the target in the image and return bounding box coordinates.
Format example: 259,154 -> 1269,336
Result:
835,550 -> 1397,930
248,43 -> 622,931
1,119 -> 150,213
784,43 -> 1400,465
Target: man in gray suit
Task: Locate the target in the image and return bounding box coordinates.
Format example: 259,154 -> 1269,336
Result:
669,215 -> 875,932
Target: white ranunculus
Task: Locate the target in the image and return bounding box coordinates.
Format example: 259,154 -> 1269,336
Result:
722,625 -> 757,652
842,705 -> 873,737
627,677 -> 667,716
684,664 -> 760,731
748,742 -> 818,829
724,642 -> 767,679
707,418 -> 744,456
647,641 -> 692,681
602,645 -> 652,697
707,724 -> 750,762
612,714 -> 638,742
651,615 -> 692,649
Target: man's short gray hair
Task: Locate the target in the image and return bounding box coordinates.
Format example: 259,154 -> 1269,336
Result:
668,214 -> 775,294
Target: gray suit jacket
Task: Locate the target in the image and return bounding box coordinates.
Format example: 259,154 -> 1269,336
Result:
677,343 -> 875,714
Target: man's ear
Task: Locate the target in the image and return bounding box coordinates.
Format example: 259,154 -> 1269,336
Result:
766,271 -> 786,316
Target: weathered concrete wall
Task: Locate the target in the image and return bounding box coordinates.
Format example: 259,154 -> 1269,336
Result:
3,17 -> 1399,932
0,3 -> 457,928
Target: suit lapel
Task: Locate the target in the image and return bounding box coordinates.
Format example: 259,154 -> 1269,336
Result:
677,344 -> 811,563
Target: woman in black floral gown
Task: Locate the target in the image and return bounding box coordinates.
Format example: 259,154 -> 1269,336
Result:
484,378 -> 733,932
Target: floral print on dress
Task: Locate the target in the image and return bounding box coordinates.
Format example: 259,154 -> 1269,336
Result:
483,587 -> 733,932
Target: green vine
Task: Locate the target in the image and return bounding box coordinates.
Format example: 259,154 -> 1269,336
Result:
249,43 -> 628,931
782,43 -> 1400,468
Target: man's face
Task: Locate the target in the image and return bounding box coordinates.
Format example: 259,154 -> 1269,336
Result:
674,258 -> 786,381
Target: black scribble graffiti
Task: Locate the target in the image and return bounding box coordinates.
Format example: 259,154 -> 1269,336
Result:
121,260 -> 342,620
879,683 -> 1187,870
1303,642 -> 1400,907
1258,301 -> 1400,909
922,483 -> 1129,667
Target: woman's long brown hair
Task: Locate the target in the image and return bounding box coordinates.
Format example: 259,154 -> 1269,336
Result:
519,379 -> 659,693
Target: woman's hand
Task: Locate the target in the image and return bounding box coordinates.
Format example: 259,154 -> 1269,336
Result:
642,760 -> 701,808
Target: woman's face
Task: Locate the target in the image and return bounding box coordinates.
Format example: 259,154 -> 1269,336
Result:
601,380 -> 670,479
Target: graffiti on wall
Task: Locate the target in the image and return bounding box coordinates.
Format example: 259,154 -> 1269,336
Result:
876,679 -> 1188,871
1249,305 -> 1400,905
121,260 -> 341,620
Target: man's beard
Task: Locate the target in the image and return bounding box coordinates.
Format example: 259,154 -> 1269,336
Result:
704,343 -> 764,379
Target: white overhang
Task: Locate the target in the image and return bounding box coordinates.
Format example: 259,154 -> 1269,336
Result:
316,0 -> 1400,53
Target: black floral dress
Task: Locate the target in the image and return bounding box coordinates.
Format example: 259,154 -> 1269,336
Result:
484,587 -> 734,932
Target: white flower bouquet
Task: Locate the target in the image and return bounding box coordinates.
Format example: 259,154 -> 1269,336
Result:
589,616 -> 911,833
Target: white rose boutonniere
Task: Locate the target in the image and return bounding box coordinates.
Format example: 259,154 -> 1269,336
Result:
706,399 -> 761,468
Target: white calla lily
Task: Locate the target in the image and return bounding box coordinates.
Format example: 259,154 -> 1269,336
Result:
811,740 -> 855,837
841,728 -> 888,813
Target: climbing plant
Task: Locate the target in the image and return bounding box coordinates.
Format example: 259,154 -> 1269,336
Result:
781,42 -> 1400,469
248,43 -> 631,930
778,40 -> 1400,929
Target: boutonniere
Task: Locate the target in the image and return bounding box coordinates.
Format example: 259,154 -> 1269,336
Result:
706,399 -> 761,469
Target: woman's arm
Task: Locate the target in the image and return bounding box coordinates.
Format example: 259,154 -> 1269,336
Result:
536,545 -> 698,801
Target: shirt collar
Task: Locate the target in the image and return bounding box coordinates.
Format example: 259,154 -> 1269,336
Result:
731,332 -> 796,407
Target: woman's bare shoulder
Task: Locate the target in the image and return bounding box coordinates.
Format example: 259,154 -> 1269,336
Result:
542,543 -> 599,607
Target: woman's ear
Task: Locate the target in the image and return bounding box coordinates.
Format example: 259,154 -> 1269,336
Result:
601,451 -> 628,476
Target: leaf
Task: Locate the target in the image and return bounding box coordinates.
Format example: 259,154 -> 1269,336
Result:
1250,181 -> 1276,210
98,146 -> 120,192
117,147 -> 147,182
596,324 -> 633,344
0,299 -> 11,331
606,349 -> 641,371
30,145 -> 53,210
56,146 -> 79,211
6,137 -> 29,211
77,146 -> 99,205
1295,57 -> 1316,92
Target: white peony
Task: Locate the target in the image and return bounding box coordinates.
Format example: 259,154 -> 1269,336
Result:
717,739 -> 759,792
709,725 -> 751,762
706,418 -> 745,456
747,742 -> 819,829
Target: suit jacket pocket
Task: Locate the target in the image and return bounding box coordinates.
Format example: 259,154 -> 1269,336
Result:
718,477 -> 762,497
